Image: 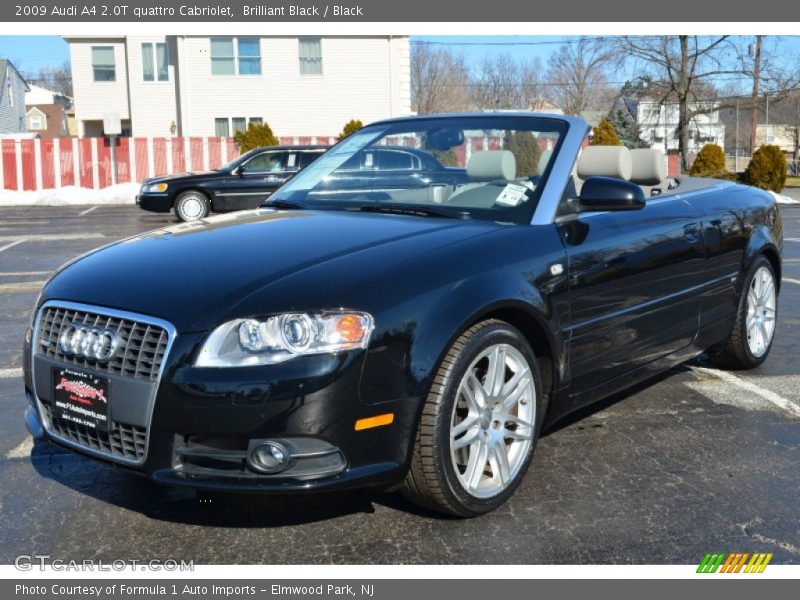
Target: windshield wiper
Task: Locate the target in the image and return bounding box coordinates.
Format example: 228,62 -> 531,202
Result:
259,199 -> 307,210
353,204 -> 470,220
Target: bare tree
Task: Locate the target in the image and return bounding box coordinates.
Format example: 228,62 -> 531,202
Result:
739,36 -> 800,152
519,57 -> 546,109
546,37 -> 613,116
472,53 -> 527,110
618,36 -> 741,171
23,61 -> 74,98
410,43 -> 471,114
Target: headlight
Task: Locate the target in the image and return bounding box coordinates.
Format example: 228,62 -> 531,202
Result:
195,311 -> 374,367
147,183 -> 168,193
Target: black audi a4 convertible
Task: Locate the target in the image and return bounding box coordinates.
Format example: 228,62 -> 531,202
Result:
23,114 -> 782,516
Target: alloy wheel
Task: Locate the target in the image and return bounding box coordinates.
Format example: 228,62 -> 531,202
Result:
746,265 -> 777,357
449,343 -> 535,498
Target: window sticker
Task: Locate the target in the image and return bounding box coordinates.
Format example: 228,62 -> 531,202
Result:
495,183 -> 529,207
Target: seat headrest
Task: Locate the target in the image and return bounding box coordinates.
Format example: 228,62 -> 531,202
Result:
577,146 -> 632,180
467,150 -> 516,181
629,148 -> 667,185
538,149 -> 552,175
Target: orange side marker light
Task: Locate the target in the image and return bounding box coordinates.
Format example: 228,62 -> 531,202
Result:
355,413 -> 394,431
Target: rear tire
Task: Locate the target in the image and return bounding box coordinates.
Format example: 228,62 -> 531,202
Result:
401,320 -> 544,517
174,191 -> 210,222
709,255 -> 777,370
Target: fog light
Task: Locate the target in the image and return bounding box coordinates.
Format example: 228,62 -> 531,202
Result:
247,441 -> 290,474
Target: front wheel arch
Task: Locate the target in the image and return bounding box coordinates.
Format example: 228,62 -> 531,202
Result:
743,225 -> 782,294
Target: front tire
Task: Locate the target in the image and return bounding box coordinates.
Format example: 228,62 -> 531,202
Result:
401,320 -> 544,517
709,255 -> 778,370
174,191 -> 210,222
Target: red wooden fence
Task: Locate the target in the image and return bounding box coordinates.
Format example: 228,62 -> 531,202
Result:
0,135 -> 338,192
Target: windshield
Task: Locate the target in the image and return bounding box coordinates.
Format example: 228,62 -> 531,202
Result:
271,116 -> 567,224
216,148 -> 262,172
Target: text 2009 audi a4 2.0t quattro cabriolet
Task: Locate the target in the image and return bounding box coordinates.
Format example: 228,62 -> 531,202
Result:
23,114 -> 782,517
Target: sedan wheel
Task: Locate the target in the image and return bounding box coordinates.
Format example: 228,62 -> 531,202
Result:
402,320 -> 543,517
174,191 -> 210,222
710,255 -> 778,370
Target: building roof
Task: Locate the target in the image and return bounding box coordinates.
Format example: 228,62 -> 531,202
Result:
579,110 -> 607,127
0,59 -> 31,94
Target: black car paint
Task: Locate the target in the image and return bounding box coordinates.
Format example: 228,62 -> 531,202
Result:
136,145 -> 328,214
24,118 -> 783,493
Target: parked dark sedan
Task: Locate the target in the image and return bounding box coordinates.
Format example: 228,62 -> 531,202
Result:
24,114 -> 782,517
136,145 -> 329,221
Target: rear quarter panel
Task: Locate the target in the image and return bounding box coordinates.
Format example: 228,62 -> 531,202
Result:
684,182 -> 782,349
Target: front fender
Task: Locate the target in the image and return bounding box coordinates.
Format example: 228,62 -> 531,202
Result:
358,225 -> 568,407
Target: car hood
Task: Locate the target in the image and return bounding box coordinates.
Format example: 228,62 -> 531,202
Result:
42,209 -> 502,332
145,171 -> 224,184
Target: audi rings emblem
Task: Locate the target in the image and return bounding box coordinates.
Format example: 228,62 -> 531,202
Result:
58,323 -> 119,361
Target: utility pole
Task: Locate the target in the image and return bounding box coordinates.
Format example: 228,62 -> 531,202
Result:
749,35 -> 763,154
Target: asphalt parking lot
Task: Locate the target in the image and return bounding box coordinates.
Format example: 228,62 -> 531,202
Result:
0,202 -> 799,565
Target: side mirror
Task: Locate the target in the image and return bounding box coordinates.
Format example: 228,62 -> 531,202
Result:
578,176 -> 646,212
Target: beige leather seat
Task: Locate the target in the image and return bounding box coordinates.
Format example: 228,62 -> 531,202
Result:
573,146 -> 632,195
577,146 -> 633,180
629,148 -> 668,196
447,150 -> 519,207
465,150 -> 517,182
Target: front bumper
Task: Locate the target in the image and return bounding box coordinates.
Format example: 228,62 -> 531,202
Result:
136,192 -> 172,213
24,308 -> 416,493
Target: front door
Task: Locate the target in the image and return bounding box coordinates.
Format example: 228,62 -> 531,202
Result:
215,151 -> 290,211
558,196 -> 705,396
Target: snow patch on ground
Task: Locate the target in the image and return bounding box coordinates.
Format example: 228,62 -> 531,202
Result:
770,190 -> 800,205
0,183 -> 139,207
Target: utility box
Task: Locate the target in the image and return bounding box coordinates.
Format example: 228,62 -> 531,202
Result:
102,112 -> 122,136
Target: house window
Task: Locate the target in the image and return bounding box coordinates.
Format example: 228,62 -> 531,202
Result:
29,115 -> 44,130
215,118 -> 230,137
299,38 -> 322,75
237,38 -> 261,75
91,46 -> 116,82
232,117 -> 247,133
216,117 -> 263,136
142,42 -> 169,82
211,37 -> 261,76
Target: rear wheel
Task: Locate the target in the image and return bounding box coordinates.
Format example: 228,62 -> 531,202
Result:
174,191 -> 210,222
401,320 -> 544,517
709,255 -> 778,369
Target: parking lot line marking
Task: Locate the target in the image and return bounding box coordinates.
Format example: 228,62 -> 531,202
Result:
0,233 -> 105,242
0,239 -> 25,253
692,366 -> 800,418
0,281 -> 45,294
783,277 -> 800,285
0,271 -> 50,277
785,238 -> 800,242
78,206 -> 98,216
0,368 -> 22,379
5,437 -> 33,460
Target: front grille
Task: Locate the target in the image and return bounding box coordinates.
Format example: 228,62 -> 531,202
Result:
37,306 -> 169,381
41,403 -> 147,462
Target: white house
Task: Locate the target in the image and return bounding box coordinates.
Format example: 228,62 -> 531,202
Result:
633,98 -> 726,153
64,35 -> 411,138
